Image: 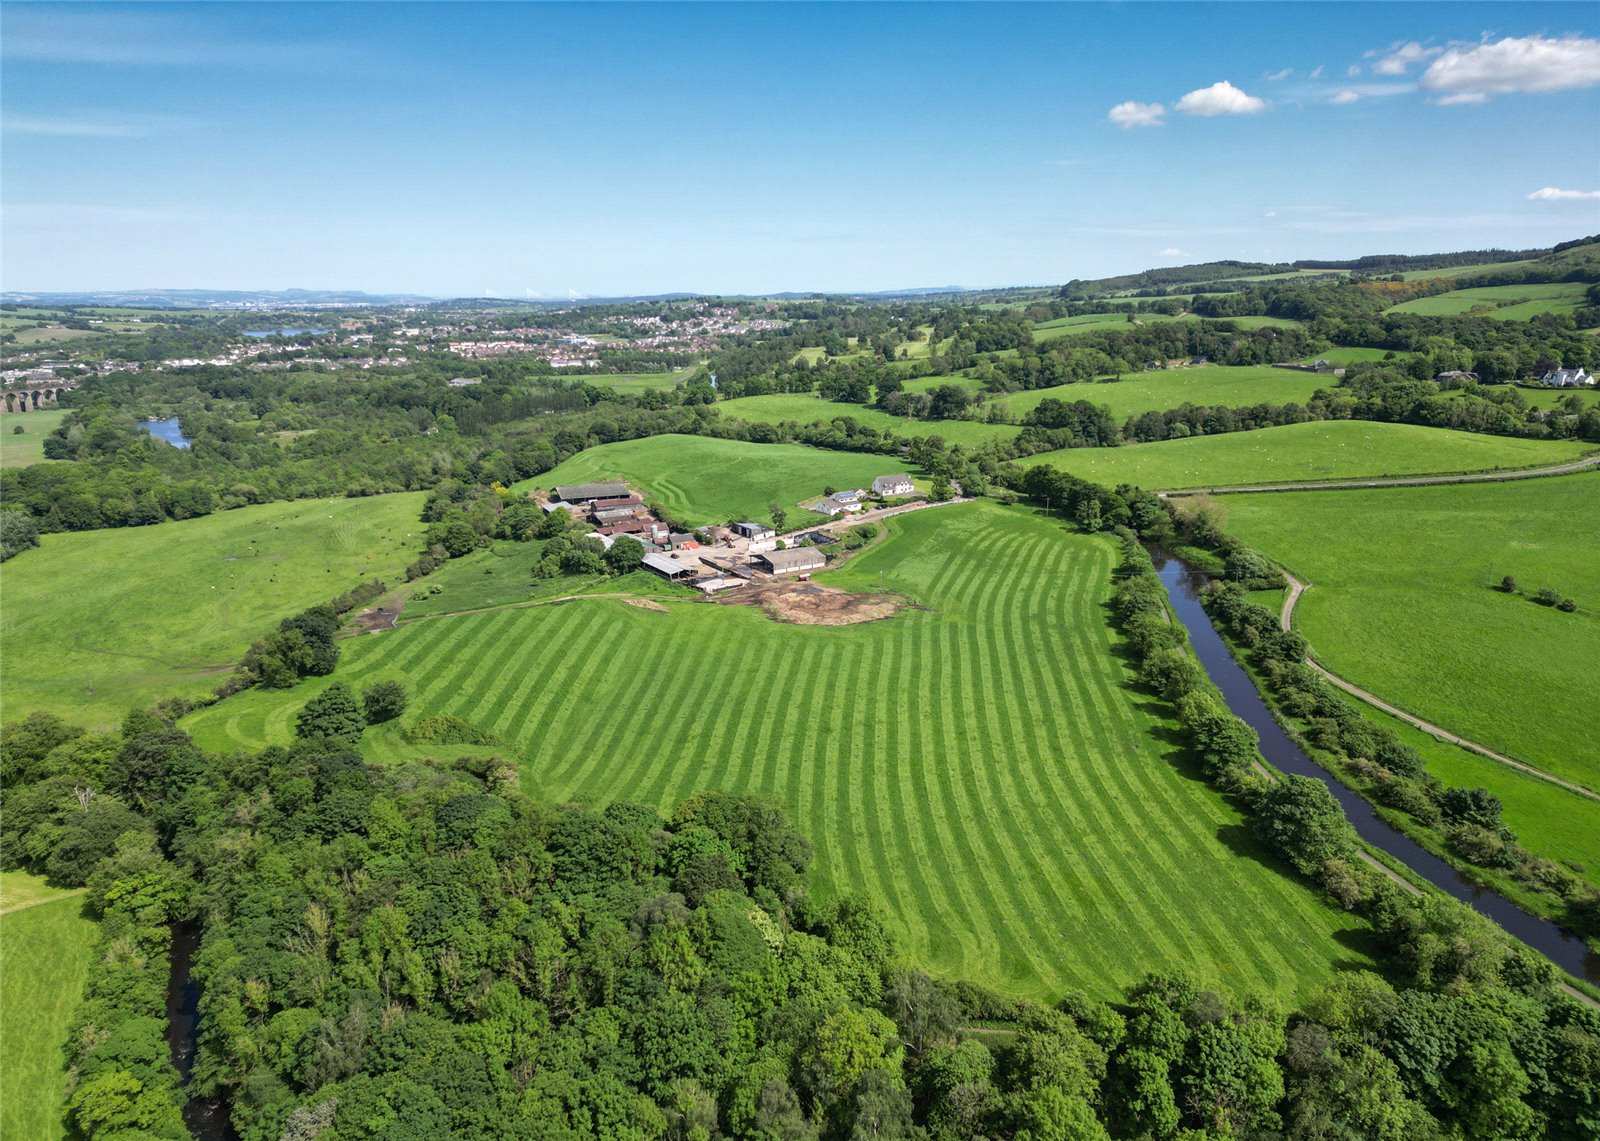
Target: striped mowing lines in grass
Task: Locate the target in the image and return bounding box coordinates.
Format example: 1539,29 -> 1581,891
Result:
183,502 -> 1367,1002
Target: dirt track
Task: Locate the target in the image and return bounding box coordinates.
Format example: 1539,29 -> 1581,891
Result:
720,579 -> 905,625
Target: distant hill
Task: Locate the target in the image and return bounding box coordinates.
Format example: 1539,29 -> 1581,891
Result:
0,287 -> 438,309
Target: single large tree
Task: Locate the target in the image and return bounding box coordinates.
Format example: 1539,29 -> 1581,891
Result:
296,683 -> 366,745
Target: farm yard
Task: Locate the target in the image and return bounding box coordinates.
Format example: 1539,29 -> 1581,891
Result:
0,874 -> 97,1141
1223,477 -> 1600,792
995,365 -> 1331,422
0,492 -> 427,727
184,501 -> 1370,1002
1017,421 -> 1592,490
510,435 -> 912,526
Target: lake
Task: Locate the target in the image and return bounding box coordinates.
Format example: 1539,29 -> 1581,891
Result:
141,417 -> 192,449
243,327 -> 328,338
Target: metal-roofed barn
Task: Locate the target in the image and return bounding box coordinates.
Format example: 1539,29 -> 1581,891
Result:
641,552 -> 700,581
758,548 -> 827,575
554,481 -> 631,503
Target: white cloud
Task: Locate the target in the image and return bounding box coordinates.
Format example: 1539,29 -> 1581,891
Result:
1309,65 -> 1325,79
1369,41 -> 1443,76
1435,92 -> 1489,106
1175,80 -> 1267,116
1264,211 -> 1278,218
1347,65 -> 1361,77
1330,90 -> 1361,105
1158,248 -> 1185,258
1527,187 -> 1600,201
1264,67 -> 1293,81
1420,35 -> 1600,101
1107,100 -> 1166,128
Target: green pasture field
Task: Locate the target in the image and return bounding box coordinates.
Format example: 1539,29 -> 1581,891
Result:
1447,385 -> 1600,411
1386,282 -> 1589,319
713,393 -> 1019,447
997,366 -> 1330,422
1032,313 -> 1200,342
1,877 -> 96,1141
1019,421 -> 1591,490
399,548 -> 684,621
0,408 -> 67,466
902,374 -> 984,394
0,492 -> 427,728
1219,315 -> 1304,330
184,501 -> 1368,1002
1397,260 -> 1535,281
5,325 -> 102,346
1299,346 -> 1401,366
583,366 -> 699,392
1224,477 -> 1600,789
510,435 -> 912,526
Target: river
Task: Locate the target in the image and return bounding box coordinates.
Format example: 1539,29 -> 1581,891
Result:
1148,546 -> 1600,984
165,920 -> 237,1140
140,417 -> 192,449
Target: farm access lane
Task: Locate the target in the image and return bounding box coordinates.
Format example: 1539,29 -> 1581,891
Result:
1277,570 -> 1600,804
1159,450 -> 1600,496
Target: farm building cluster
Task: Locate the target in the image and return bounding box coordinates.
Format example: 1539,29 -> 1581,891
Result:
536,473 -> 920,593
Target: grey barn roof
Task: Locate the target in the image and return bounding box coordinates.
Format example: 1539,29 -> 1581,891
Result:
760,548 -> 827,573
555,481 -> 631,502
642,552 -> 699,578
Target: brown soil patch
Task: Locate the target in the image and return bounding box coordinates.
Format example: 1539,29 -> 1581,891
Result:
623,598 -> 669,613
723,580 -> 905,626
349,605 -> 401,633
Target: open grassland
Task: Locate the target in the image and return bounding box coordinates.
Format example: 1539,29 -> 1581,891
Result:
511,435 -> 910,526
1,882 -> 96,1141
902,374 -> 984,393
186,502 -> 1369,1002
1386,282 -> 1589,320
1458,386 -> 1600,411
582,366 -> 699,392
0,492 -> 427,728
1300,346 -> 1404,366
400,550 -> 684,621
1397,260 -> 1536,281
714,393 -> 1018,447
998,367 -> 1330,422
1225,478 -> 1600,789
1019,422 -> 1591,490
0,408 -> 67,466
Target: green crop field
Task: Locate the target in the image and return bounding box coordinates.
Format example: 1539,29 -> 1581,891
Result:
1386,282 -> 1590,319
186,502 -> 1368,1002
0,409 -> 67,467
713,393 -> 1018,447
511,435 -> 915,526
0,492 -> 427,728
1224,477 -> 1600,790
997,367 -> 1330,422
1,877 -> 97,1141
1019,421 -> 1591,490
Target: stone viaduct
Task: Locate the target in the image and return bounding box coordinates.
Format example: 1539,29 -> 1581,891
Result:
2,378 -> 79,413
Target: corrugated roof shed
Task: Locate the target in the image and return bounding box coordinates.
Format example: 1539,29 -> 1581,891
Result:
760,548 -> 827,574
555,481 -> 631,502
642,553 -> 699,579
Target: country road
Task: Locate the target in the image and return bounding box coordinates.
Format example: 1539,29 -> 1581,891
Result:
1161,450 -> 1600,496
1278,571 -> 1600,803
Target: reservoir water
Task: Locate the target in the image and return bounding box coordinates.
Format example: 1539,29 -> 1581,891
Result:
141,417 -> 192,449
243,327 -> 327,338
1147,546 -> 1600,984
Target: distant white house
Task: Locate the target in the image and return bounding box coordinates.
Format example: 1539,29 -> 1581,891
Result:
802,495 -> 862,517
1539,367 -> 1595,388
871,475 -> 915,497
832,488 -> 866,504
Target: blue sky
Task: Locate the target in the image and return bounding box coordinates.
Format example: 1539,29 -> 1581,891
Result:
3,2 -> 1598,297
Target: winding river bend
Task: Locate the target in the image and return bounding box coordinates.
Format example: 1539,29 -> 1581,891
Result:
1148,547 -> 1600,986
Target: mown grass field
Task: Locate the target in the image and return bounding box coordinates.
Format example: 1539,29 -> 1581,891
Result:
1,876 -> 97,1141
1298,346 -> 1402,366
1224,477 -> 1600,789
186,502 -> 1369,1001
1386,282 -> 1590,320
399,549 -> 684,621
997,367 -> 1330,422
1019,421 -> 1591,490
0,492 -> 427,727
511,435 -> 913,527
1032,313 -> 1195,342
713,393 -> 1018,447
1397,260 -> 1534,281
0,408 -> 67,467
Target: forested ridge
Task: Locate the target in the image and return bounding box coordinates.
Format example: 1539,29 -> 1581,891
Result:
2,706 -> 1597,1141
